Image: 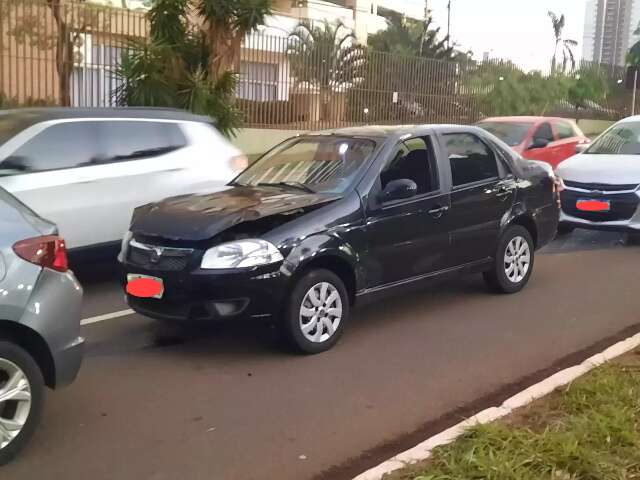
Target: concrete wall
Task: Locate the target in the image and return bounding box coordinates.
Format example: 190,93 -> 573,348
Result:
576,119 -> 615,138
232,128 -> 305,159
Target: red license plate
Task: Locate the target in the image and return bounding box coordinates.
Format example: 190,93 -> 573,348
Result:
126,274 -> 164,299
576,199 -> 610,212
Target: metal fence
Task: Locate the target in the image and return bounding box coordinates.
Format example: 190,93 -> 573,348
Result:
1,0 -> 637,130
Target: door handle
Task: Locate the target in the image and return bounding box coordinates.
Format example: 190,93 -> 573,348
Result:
428,205 -> 449,218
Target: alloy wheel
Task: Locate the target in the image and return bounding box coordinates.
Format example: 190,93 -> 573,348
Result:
0,359 -> 32,450
299,282 -> 343,343
504,235 -> 531,283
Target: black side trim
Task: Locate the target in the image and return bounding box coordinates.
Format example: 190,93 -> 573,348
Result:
356,258 -> 493,297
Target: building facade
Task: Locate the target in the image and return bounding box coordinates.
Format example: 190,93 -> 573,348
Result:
582,0 -> 637,66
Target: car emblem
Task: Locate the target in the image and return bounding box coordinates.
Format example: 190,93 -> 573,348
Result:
149,247 -> 164,263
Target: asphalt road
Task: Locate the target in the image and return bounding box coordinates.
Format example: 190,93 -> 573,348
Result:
4,230 -> 640,480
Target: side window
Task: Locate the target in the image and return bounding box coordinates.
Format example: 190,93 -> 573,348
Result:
555,121 -> 575,140
5,122 -> 100,173
444,133 -> 499,187
99,121 -> 187,162
380,137 -> 438,197
533,122 -> 554,143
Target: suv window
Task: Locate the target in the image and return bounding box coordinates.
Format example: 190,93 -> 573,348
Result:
533,122 -> 554,143
4,122 -> 100,173
380,137 -> 438,196
555,121 -> 575,140
444,133 -> 499,187
100,121 -> 187,162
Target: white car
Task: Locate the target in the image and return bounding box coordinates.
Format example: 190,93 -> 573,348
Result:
555,115 -> 640,235
0,108 -> 246,255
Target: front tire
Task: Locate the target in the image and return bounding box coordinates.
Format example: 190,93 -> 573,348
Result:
0,341 -> 45,466
283,269 -> 349,354
483,225 -> 535,294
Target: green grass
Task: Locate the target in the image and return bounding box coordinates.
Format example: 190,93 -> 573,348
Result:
386,352 -> 640,480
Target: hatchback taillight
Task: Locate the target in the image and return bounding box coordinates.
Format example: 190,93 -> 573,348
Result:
13,235 -> 69,272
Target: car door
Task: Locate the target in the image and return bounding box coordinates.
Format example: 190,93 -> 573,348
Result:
442,131 -> 516,266
522,122 -> 556,164
364,135 -> 451,287
0,120 -> 104,249
550,120 -> 583,166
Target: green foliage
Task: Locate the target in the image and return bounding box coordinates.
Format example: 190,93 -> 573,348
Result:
628,22 -> 640,65
116,0 -> 270,137
368,8 -> 453,60
287,20 -> 367,91
0,92 -> 57,109
386,360 -> 640,480
567,65 -> 609,111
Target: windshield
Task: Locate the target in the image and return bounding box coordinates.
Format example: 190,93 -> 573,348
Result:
234,136 -> 376,194
477,121 -> 533,146
586,121 -> 640,155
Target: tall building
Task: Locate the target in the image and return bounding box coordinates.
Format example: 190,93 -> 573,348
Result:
583,0 -> 635,66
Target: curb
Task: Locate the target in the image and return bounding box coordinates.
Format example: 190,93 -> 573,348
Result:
353,331 -> 640,480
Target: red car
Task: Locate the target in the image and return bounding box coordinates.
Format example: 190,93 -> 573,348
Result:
476,116 -> 590,168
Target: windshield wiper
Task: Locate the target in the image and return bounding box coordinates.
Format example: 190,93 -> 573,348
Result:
257,181 -> 315,193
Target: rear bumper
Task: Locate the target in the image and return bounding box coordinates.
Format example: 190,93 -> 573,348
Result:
19,268 -> 84,388
122,262 -> 289,322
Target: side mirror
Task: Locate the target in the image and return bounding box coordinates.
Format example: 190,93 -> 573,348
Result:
528,137 -> 550,150
575,143 -> 589,154
379,179 -> 418,202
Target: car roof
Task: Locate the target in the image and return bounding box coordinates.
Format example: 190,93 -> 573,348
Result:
0,107 -> 213,124
312,124 -> 480,140
479,116 -> 571,124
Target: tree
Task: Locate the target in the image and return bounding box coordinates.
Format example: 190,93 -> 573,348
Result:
627,22 -> 640,65
567,65 -> 609,119
287,20 -> 366,121
368,8 -> 453,59
196,0 -> 272,82
117,0 -> 270,136
2,0 -> 109,106
548,11 -> 578,73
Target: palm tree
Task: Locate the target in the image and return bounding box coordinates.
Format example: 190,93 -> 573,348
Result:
117,0 -> 271,136
287,20 -> 366,121
628,22 -> 640,66
368,8 -> 453,59
548,11 -> 578,73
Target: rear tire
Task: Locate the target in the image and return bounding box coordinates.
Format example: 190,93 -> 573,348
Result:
283,269 -> 349,354
483,225 -> 535,294
0,341 -> 45,466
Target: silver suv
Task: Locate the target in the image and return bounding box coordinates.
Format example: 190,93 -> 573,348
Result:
0,187 -> 83,464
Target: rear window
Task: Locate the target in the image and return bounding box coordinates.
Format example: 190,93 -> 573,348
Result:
587,121 -> 640,155
477,121 -> 533,147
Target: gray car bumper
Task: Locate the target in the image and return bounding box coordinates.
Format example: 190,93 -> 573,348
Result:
19,268 -> 84,388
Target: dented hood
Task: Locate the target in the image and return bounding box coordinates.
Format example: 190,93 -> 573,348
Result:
130,186 -> 342,241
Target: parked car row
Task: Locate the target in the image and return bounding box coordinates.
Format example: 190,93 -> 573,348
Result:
1,107 -> 631,464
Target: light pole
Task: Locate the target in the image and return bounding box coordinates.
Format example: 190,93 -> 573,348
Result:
446,0 -> 451,49
633,67 -> 638,116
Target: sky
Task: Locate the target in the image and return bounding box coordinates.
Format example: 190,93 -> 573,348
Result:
427,0 -> 588,71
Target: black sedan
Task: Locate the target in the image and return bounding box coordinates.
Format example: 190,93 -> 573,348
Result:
119,125 -> 559,353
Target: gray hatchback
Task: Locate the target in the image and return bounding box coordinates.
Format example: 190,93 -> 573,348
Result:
0,187 -> 83,464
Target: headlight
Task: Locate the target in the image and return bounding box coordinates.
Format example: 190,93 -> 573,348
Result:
201,239 -> 283,269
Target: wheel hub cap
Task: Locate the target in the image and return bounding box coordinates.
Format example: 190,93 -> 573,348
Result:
0,358 -> 32,449
299,282 -> 343,343
504,235 -> 531,283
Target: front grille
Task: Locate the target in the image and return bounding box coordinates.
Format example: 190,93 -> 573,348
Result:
127,241 -> 193,271
564,180 -> 639,192
561,189 -> 639,222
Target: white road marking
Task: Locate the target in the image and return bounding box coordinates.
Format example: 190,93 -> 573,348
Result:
81,309 -> 135,326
